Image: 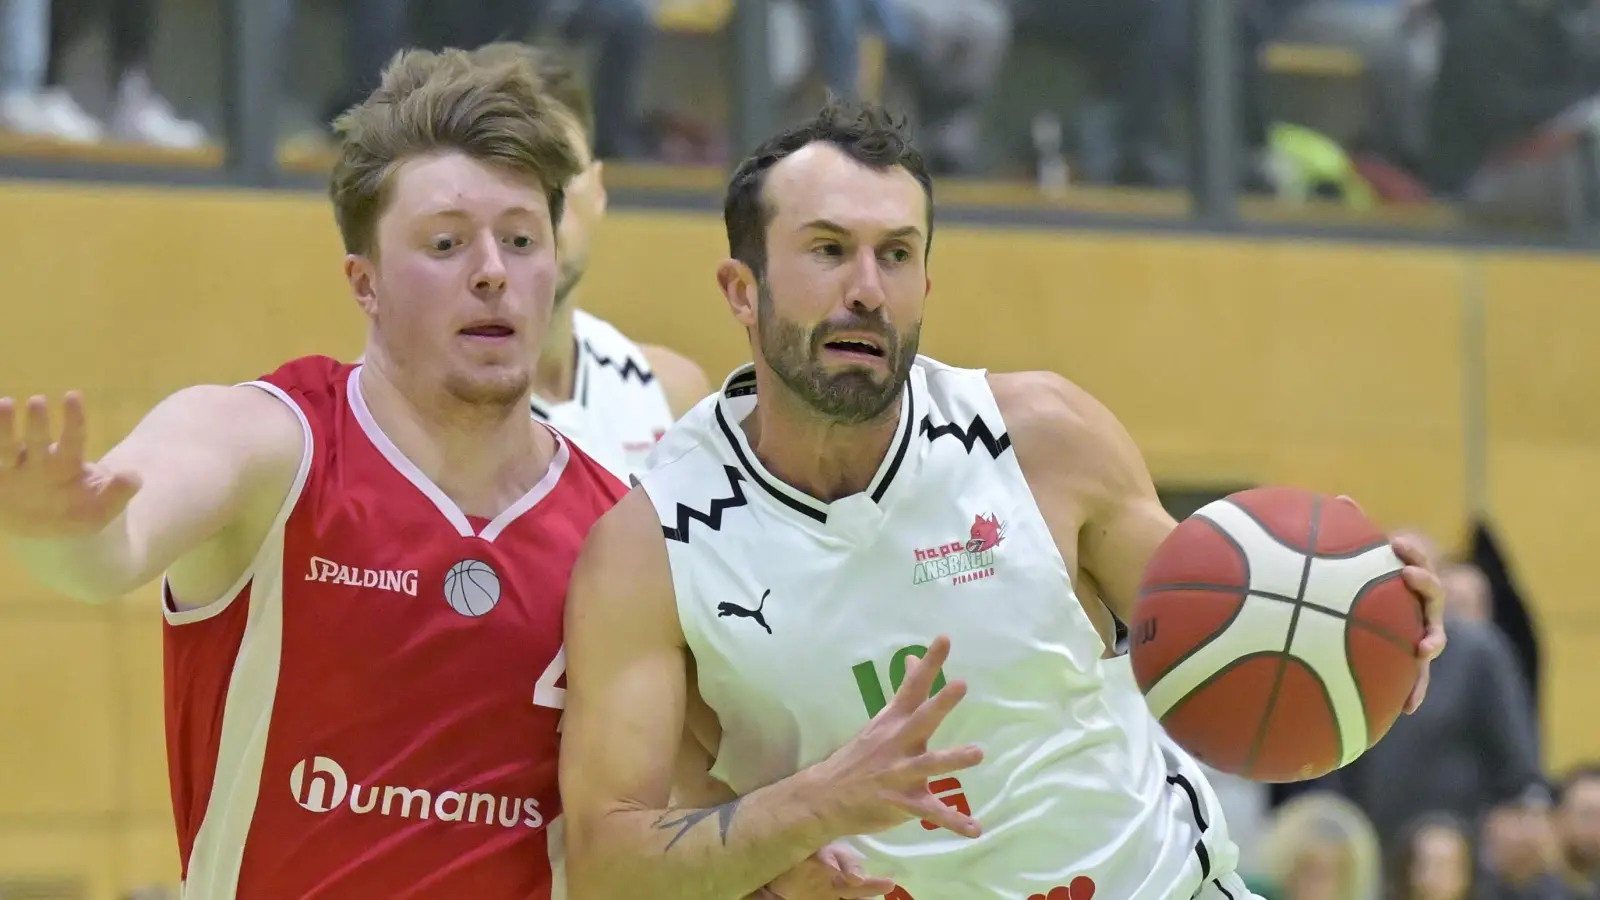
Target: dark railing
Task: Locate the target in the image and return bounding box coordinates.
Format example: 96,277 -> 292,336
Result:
0,0 -> 1594,251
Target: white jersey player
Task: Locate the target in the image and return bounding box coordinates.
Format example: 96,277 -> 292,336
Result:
531,308 -> 687,479
518,48 -> 707,478
556,100 -> 1446,900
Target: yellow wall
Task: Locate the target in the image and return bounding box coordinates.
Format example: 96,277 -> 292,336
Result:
0,179 -> 1593,897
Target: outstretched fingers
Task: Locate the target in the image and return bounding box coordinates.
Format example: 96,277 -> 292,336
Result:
51,392 -> 87,472
902,678 -> 968,745
22,396 -> 50,462
885,636 -> 951,719
0,398 -> 18,470
893,776 -> 983,838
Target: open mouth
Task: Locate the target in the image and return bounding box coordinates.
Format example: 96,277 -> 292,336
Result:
821,337 -> 886,359
460,323 -> 516,339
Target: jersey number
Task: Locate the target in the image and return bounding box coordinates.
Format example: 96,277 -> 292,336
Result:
851,644 -> 947,719
533,645 -> 567,730
851,644 -> 969,833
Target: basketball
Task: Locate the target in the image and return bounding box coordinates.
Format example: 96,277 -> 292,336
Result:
444,559 -> 502,618
1128,487 -> 1424,783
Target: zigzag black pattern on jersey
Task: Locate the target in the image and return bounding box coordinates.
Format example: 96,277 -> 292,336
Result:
662,465 -> 749,543
582,341 -> 656,386
919,414 -> 1012,458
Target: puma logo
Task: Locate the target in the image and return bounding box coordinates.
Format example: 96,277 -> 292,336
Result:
717,590 -> 772,634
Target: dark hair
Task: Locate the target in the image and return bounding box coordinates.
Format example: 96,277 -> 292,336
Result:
723,97 -> 933,278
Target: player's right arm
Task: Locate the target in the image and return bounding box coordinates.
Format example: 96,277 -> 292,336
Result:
0,386 -> 302,605
560,487 -> 985,900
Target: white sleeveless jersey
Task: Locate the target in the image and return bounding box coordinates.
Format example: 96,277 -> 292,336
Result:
530,309 -> 675,480
637,357 -> 1250,900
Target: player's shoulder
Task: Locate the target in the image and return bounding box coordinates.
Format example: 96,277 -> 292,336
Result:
568,483 -> 685,644
577,485 -> 674,585
255,354 -> 354,397
249,355 -> 358,427
988,370 -> 1143,487
555,434 -> 631,507
988,370 -> 1107,440
637,344 -> 711,418
570,308 -> 637,350
641,376 -> 723,470
247,355 -> 360,442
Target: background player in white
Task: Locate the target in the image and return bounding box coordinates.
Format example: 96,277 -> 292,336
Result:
484,45 -> 710,478
556,99 -> 1449,899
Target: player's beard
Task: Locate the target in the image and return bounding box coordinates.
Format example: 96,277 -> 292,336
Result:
756,280 -> 919,425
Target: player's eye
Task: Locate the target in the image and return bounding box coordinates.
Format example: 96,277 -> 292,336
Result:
506,235 -> 535,250
813,242 -> 844,258
881,246 -> 912,264
431,237 -> 458,254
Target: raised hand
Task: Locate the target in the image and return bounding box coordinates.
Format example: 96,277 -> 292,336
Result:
0,393 -> 140,539
812,636 -> 984,839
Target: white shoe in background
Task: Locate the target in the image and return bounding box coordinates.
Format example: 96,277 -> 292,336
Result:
0,87 -> 104,143
109,70 -> 207,149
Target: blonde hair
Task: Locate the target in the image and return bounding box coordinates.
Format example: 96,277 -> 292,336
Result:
1258,791 -> 1384,900
329,45 -> 584,256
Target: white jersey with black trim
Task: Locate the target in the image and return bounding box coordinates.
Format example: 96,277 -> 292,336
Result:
636,356 -> 1256,900
530,308 -> 675,480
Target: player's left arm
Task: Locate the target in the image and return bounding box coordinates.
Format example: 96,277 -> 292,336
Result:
640,345 -> 712,418
996,370 -> 1447,709
992,371 -> 1173,624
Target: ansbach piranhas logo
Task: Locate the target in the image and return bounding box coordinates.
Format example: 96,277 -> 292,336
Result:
911,514 -> 1006,586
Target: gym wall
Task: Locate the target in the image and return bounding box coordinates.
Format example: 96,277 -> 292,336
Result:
0,178 -> 1593,898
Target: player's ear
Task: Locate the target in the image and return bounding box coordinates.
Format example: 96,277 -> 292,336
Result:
717,259 -> 758,328
592,161 -> 608,214
345,254 -> 379,318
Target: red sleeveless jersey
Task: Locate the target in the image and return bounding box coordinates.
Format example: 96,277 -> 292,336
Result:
162,356 -> 625,899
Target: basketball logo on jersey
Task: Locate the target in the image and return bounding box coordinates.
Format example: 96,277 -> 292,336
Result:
911,513 -> 1006,586
444,559 -> 502,617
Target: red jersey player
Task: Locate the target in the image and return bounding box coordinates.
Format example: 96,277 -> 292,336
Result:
0,48 -> 614,898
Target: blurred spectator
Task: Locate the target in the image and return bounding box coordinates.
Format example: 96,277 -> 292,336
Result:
1480,795 -> 1591,900
1012,0 -> 1189,187
417,0 -> 651,158
45,0 -> 206,147
1441,562 -> 1493,622
801,0 -> 869,100
884,0 -> 1010,174
769,0 -> 913,109
1013,0 -> 1297,190
1388,812 -> 1479,900
0,0 -> 83,140
1273,0 -> 1438,169
318,0 -> 408,135
1468,520 -> 1543,707
1257,791 -> 1384,900
1557,766 -> 1600,891
1423,0 -> 1600,201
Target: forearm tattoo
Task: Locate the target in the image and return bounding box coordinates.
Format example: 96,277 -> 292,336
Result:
652,798 -> 743,852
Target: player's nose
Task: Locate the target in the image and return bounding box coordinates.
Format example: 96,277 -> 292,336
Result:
842,248 -> 887,312
471,241 -> 508,295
